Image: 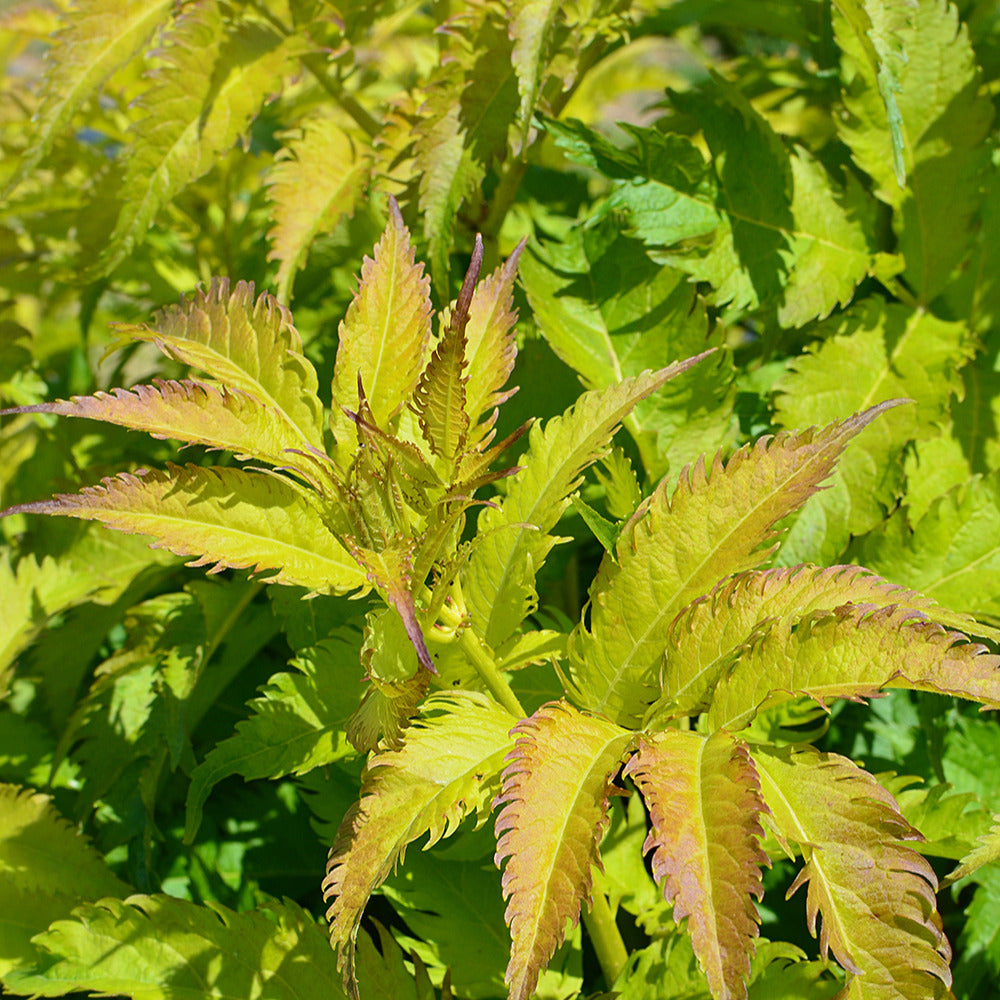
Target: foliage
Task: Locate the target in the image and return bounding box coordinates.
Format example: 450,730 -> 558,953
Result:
3,1 -> 1000,999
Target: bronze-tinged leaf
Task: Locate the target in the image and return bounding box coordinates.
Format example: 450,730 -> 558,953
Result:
463,239 -> 524,447
1,379 -> 305,467
266,117 -> 372,303
330,201 -> 432,459
659,564 -> 991,720
706,604 -> 1000,732
753,745 -> 952,999
324,692 -> 517,996
113,278 -> 325,450
1,464 -> 367,595
624,730 -> 767,1000
494,701 -> 634,1000
567,401 -> 903,729
346,672 -> 431,754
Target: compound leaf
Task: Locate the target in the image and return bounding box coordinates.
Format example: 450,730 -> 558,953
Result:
3,464 -> 366,595
624,731 -> 767,1000
660,565 -> 998,720
753,745 -> 952,999
942,815 -> 1000,888
568,404 -> 896,728
494,701 -> 633,1000
323,692 -> 516,994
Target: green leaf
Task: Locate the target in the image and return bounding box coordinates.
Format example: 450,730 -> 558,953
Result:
330,203 -> 432,458
0,783 -> 129,977
831,0 -> 913,187
860,473 -> 1000,627
941,814 -> 1000,887
836,0 -> 994,301
494,700 -> 633,1000
267,118 -> 372,303
624,730 -> 767,1000
3,464 -> 367,595
610,932 -> 712,1000
323,692 -> 516,992
774,299 -> 973,564
5,379 -> 311,467
707,605 -> 1000,732
113,278 -> 325,452
508,0 -> 561,145
569,494 -> 619,554
96,5 -> 308,275
658,565 -> 997,721
753,745 -> 952,999
4,0 -> 172,194
954,867 -> 1000,998
184,632 -> 364,842
519,223 -> 735,477
5,895 -> 349,1000
463,360 -> 708,649
567,404 -> 895,728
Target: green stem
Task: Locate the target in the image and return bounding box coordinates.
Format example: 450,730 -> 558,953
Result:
457,626 -> 525,718
249,2 -> 380,138
583,889 -> 629,988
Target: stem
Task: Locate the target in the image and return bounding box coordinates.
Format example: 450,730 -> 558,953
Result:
249,2 -> 380,138
457,626 -> 525,718
583,889 -> 629,988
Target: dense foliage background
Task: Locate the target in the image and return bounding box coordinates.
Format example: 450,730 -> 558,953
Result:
3,0 -> 1000,997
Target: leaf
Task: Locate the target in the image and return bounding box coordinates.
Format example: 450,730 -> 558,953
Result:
774,299 -> 973,564
0,782 -> 128,899
463,359 -> 708,649
113,278 -> 325,452
411,301 -> 471,465
5,895 -> 350,1000
953,867 -> 1000,998
184,632 -> 364,842
859,473 -> 1000,626
567,404 -> 896,728
659,565 -> 997,720
707,605 -> 1000,732
463,240 -> 523,447
611,932 -> 712,1000
836,0 -> 994,301
0,783 -> 128,977
831,0 -> 913,187
623,730 -> 767,1000
96,5 -> 309,275
941,814 -> 1000,888
753,745 -> 952,999
413,13 -> 519,291
5,0 -> 172,194
267,117 -> 372,303
3,379 -> 310,467
519,222 -> 735,477
508,0 -> 561,145
330,202 -> 432,457
2,464 -> 367,595
494,701 -> 633,1000
323,692 -> 516,993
